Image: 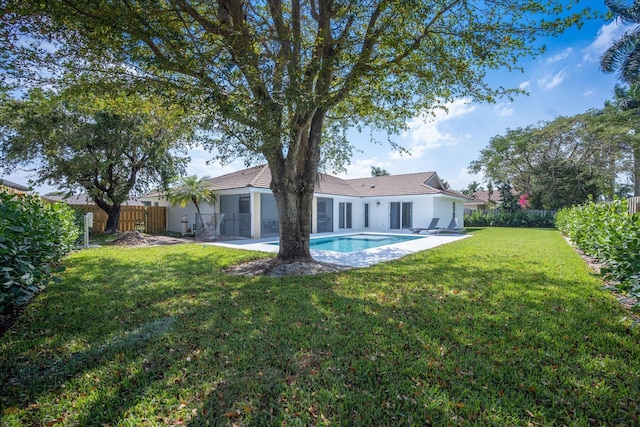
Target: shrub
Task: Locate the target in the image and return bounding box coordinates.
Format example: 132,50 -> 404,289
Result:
556,199 -> 640,305
464,209 -> 556,228
0,190 -> 80,314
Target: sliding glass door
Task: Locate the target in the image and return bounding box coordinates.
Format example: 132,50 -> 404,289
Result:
338,202 -> 352,229
390,202 -> 412,230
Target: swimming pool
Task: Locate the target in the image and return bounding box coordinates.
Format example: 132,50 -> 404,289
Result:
270,233 -> 425,253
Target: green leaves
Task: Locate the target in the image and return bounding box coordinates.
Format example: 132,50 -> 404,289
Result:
470,112 -> 621,209
556,199 -> 640,302
0,88 -> 193,233
0,189 -> 80,313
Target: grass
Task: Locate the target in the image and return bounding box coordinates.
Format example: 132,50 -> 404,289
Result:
1,228 -> 638,426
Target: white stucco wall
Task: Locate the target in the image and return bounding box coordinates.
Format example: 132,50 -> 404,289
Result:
141,189 -> 467,235
433,196 -> 464,228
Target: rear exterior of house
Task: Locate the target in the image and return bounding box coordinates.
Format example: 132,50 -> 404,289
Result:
140,165 -> 470,239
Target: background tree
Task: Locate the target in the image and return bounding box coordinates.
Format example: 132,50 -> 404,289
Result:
461,181 -> 483,197
167,175 -> 217,230
469,113 -> 618,209
370,166 -> 390,177
0,88 -> 191,233
497,182 -> 521,213
486,181 -> 495,204
2,1 -> 590,261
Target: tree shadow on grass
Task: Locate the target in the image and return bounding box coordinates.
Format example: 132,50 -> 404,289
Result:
1,241 -> 638,426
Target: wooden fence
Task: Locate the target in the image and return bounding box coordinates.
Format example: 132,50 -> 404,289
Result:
74,205 -> 166,233
629,196 -> 640,215
1,185 -> 28,195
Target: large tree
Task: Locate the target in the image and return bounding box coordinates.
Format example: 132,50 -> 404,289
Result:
0,89 -> 191,233
2,0 -> 590,260
469,113 -> 619,209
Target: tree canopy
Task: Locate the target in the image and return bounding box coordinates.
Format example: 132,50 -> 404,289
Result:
370,166 -> 390,177
0,89 -> 192,232
469,113 -> 620,210
2,0 -> 591,260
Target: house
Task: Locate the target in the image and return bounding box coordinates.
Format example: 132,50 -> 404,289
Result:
1,178 -> 30,195
41,193 -> 144,206
463,189 -> 501,211
140,165 -> 472,239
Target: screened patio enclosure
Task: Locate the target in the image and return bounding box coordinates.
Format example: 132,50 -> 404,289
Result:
219,194 -> 251,239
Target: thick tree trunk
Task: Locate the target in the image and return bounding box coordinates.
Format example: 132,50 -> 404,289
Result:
271,175 -> 315,261
268,110 -> 325,261
104,205 -> 121,234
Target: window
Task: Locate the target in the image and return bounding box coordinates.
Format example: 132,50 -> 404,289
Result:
338,202 -> 352,229
364,203 -> 369,228
453,202 -> 456,219
390,202 -> 412,229
317,198 -> 333,233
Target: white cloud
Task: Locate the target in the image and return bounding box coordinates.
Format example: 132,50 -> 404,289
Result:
185,149 -> 244,178
336,157 -> 394,179
546,47 -> 573,64
537,69 -> 567,90
493,103 -> 514,117
447,168 -> 484,192
519,81 -> 531,90
394,99 -> 476,159
583,89 -> 595,97
583,20 -> 639,62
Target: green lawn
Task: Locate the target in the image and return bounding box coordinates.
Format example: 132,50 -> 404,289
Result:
1,228 -> 638,426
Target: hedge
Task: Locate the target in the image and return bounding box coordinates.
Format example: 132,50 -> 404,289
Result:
464,209 -> 556,228
555,199 -> 640,304
0,189 -> 80,314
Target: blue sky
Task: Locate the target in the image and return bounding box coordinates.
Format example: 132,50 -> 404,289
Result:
3,2 -> 634,194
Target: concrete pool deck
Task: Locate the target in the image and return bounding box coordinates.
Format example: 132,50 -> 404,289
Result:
207,231 -> 471,267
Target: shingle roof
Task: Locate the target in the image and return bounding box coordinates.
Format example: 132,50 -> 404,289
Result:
345,172 -> 443,197
144,165 -> 470,200
470,189 -> 501,203
1,178 -> 30,191
203,165 -> 270,190
201,165 -> 469,199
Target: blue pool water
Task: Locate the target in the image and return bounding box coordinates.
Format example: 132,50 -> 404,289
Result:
270,234 -> 424,253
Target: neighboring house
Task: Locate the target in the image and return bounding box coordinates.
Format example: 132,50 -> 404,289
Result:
41,194 -> 145,206
141,165 -> 471,239
1,178 -> 30,194
463,189 -> 501,211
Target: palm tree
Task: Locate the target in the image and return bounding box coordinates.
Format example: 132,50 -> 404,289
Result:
167,175 -> 217,229
370,166 -> 390,176
461,181 -> 483,196
600,0 -> 640,84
